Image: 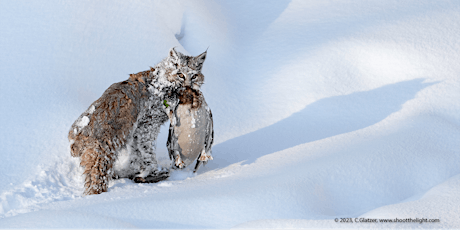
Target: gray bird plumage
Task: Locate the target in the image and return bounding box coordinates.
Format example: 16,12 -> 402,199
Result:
167,88 -> 214,172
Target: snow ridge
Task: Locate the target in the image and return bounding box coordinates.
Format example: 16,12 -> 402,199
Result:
1,0 -> 460,228
0,157 -> 84,218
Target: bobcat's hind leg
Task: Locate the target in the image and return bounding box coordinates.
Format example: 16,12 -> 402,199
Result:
80,142 -> 115,195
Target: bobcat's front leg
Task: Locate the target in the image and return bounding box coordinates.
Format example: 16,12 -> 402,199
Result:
132,100 -> 170,182
131,122 -> 161,181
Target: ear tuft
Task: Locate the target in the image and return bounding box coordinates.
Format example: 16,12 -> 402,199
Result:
195,50 -> 207,70
169,47 -> 180,62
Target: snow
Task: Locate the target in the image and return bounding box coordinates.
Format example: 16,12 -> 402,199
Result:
76,116 -> 90,129
87,105 -> 95,114
191,112 -> 196,129
1,0 -> 460,228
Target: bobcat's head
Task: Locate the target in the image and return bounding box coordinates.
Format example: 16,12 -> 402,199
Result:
165,47 -> 207,91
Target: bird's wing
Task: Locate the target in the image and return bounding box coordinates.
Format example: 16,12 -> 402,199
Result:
166,122 -> 177,161
194,108 -> 214,172
204,108 -> 214,154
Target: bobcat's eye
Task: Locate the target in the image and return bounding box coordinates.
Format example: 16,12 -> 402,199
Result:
177,73 -> 185,79
191,74 -> 197,79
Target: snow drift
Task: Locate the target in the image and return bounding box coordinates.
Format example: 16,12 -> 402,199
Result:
0,0 -> 459,228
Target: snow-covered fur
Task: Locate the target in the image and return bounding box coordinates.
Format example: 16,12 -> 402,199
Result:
166,50 -> 214,172
68,48 -> 207,195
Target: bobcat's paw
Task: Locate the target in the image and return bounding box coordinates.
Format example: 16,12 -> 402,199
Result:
134,170 -> 169,183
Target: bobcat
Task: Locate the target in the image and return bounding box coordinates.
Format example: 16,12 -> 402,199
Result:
68,48 -> 207,195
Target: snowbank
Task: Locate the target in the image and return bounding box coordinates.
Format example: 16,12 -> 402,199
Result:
0,0 -> 459,228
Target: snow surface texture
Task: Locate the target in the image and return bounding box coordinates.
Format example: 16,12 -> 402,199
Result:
1,0 -> 460,228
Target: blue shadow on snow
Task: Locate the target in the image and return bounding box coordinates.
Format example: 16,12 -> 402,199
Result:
207,78 -> 436,169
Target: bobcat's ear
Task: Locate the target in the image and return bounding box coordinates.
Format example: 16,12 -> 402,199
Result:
169,47 -> 181,63
195,50 -> 207,70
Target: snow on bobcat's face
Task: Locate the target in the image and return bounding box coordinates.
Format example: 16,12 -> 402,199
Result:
166,48 -> 207,91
